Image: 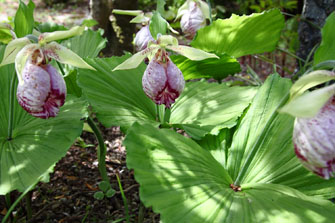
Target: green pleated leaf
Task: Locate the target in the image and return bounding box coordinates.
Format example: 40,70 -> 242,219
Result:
191,9 -> 284,58
241,183 -> 335,222
125,123 -> 335,223
223,74 -> 335,198
62,29 -> 107,58
125,123 -> 234,223
170,54 -> 241,80
314,12 -> 335,65
170,81 -> 257,139
0,61 -> 87,194
61,29 -> 107,96
197,128 -> 234,167
227,74 -> 292,181
77,56 -> 157,130
64,70 -> 82,97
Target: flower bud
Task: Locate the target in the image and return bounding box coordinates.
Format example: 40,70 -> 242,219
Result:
293,99 -> 335,179
17,62 -> 66,119
142,54 -> 185,108
134,25 -> 154,51
180,1 -> 206,39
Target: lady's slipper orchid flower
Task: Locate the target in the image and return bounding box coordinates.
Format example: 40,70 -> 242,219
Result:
293,99 -> 335,179
0,26 -> 95,119
113,34 -> 218,108
112,9 -> 178,51
280,70 -> 335,179
176,0 -> 210,39
134,25 -> 154,51
142,49 -> 184,108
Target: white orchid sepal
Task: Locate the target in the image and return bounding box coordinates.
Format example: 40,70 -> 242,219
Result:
113,34 -> 218,71
279,70 -> 335,118
0,25 -> 95,83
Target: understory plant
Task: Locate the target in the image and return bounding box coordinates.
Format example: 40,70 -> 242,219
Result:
0,0 -> 335,222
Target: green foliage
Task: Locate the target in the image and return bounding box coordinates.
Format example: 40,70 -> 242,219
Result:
170,53 -> 241,80
77,55 -> 158,131
149,12 -> 167,39
314,12 -> 335,66
62,29 -> 107,59
157,0 -> 166,15
171,81 -> 257,139
78,55 -> 256,138
125,74 -> 335,222
0,28 -> 12,44
94,191 -> 104,200
191,9 -> 285,58
61,29 -> 107,97
14,0 -> 35,38
36,22 -> 67,33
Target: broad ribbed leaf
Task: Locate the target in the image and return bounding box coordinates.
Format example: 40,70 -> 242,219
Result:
191,9 -> 284,58
77,56 -> 157,130
125,123 -> 335,223
62,29 -> 107,58
14,0 -> 35,38
0,56 -> 87,193
314,12 -> 335,65
224,74 -> 335,198
125,123 -> 234,223
170,54 -> 241,80
170,81 -> 257,139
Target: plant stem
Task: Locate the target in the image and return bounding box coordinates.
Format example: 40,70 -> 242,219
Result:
116,173 -> 130,223
206,0 -> 213,24
56,61 -> 66,76
7,73 -> 17,140
138,202 -> 145,223
233,91 -> 290,186
87,117 -> 109,183
5,193 -> 12,222
25,191 -> 32,220
2,183 -> 36,223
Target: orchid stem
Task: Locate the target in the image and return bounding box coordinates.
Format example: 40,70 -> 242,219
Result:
87,117 -> 110,183
206,0 -> 213,24
56,61 -> 66,76
25,191 -> 32,220
2,183 -> 37,223
56,58 -> 109,184
7,72 -> 17,141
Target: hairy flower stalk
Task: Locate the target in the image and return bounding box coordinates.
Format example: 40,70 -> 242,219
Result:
142,50 -> 185,108
293,99 -> 335,179
134,25 -> 154,51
